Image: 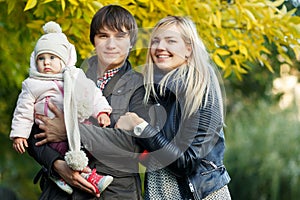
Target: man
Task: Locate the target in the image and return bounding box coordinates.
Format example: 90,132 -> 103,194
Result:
28,5 -> 149,200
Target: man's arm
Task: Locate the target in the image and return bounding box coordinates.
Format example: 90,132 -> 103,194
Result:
28,103 -> 98,196
27,123 -> 63,177
128,85 -> 152,122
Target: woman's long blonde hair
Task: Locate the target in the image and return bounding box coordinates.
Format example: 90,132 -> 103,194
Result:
143,16 -> 224,120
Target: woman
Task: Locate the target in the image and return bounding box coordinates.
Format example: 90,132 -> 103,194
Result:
116,16 -> 231,199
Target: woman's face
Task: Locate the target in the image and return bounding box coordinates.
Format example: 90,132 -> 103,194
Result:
150,24 -> 191,73
94,27 -> 132,71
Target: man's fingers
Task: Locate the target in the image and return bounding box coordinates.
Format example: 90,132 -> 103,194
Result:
73,175 -> 97,195
35,138 -> 48,146
34,133 -> 46,139
79,183 -> 95,194
48,102 -> 63,118
35,114 -> 49,125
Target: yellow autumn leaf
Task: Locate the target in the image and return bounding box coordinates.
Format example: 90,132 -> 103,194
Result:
238,66 -> 248,74
213,54 -> 227,70
234,68 -> 243,81
227,40 -> 237,47
61,0 -> 65,11
291,45 -> 300,61
137,0 -> 150,3
280,4 -> 287,14
43,0 -> 55,3
212,12 -> 221,29
243,8 -> 256,23
279,53 -> 293,65
92,1 -> 103,9
24,0 -> 37,11
87,3 -> 96,14
264,61 -> 274,73
259,46 -> 271,54
69,0 -> 79,6
266,0 -> 285,8
26,20 -> 45,29
239,45 -> 248,58
223,67 -> 232,78
215,48 -> 231,56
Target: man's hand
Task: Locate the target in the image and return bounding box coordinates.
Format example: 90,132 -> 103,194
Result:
34,102 -> 67,146
53,160 -> 100,197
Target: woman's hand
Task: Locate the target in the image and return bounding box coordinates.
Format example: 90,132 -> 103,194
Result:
53,160 -> 100,197
115,112 -> 144,130
34,102 -> 67,146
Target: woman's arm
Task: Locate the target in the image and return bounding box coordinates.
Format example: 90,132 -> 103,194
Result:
116,94 -> 223,177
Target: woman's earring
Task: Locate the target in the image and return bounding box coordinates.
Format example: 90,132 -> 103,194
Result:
185,55 -> 190,66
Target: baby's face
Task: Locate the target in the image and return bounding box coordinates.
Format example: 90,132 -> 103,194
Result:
36,53 -> 62,74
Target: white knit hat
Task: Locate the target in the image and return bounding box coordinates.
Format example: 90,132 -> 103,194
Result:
34,21 -> 72,65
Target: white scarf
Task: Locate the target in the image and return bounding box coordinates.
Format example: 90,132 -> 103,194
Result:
29,46 -> 90,171
63,66 -> 89,171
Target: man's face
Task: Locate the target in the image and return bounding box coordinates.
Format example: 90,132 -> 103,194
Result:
94,27 -> 132,71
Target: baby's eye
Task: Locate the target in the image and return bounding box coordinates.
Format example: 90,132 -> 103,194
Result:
37,56 -> 45,61
50,55 -> 57,60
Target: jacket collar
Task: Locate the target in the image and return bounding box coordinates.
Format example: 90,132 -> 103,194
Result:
86,56 -> 132,97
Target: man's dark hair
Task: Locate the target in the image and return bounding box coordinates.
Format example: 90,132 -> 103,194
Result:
90,5 -> 138,47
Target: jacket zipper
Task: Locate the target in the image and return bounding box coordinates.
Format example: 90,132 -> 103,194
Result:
189,180 -> 201,200
189,182 -> 195,192
44,96 -> 50,116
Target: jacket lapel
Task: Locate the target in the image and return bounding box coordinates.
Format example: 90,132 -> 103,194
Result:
103,60 -> 131,97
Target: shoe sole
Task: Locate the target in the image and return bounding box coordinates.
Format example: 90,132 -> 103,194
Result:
50,177 -> 73,194
98,176 -> 113,193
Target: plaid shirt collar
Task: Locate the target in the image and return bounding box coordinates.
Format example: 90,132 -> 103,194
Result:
97,67 -> 121,91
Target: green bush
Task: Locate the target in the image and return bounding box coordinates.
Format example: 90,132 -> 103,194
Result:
224,100 -> 300,200
0,134 -> 41,200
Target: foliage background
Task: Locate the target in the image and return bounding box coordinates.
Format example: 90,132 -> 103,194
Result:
0,0 -> 300,199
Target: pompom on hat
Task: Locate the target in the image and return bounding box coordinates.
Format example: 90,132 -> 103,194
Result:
34,21 -> 77,67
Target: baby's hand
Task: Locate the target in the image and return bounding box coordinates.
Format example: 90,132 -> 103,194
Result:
13,137 -> 28,154
97,113 -> 111,128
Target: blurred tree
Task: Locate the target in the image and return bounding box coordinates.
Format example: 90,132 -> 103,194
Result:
225,100 -> 300,199
2,0 -> 300,81
0,0 -> 298,106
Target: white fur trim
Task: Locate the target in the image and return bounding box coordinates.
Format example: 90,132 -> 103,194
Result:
64,150 -> 88,171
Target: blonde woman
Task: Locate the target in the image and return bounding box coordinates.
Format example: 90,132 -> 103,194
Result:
116,16 -> 231,200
